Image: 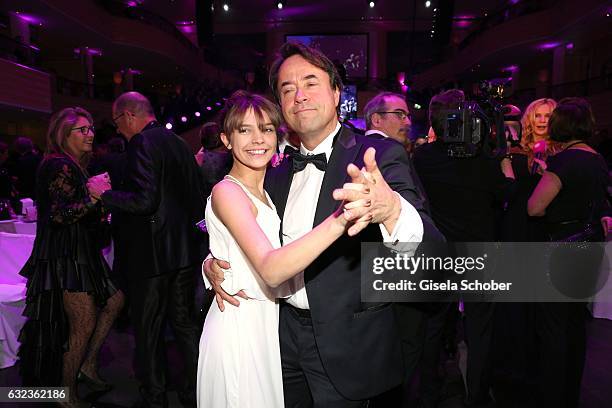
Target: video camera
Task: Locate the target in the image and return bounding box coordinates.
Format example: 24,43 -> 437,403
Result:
441,79 -> 521,158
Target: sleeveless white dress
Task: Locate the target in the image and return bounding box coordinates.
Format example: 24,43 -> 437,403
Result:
197,175 -> 288,408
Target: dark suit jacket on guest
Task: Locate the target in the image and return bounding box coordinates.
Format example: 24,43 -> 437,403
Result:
264,126 -> 442,400
101,121 -> 205,278
12,152 -> 42,200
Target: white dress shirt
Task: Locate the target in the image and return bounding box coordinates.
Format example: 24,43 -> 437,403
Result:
364,129 -> 389,138
283,122 -> 423,309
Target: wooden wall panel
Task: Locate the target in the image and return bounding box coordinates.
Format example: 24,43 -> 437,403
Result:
0,58 -> 52,113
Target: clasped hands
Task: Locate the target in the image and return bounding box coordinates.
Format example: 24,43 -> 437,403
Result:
206,147 -> 402,310
334,147 -> 401,236
86,172 -> 111,202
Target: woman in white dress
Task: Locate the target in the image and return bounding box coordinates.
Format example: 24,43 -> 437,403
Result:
197,91 -> 350,407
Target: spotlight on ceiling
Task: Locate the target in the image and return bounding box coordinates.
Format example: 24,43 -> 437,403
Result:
425,1 -> 431,8
181,116 -> 188,123
277,1 -> 284,10
165,123 -> 173,130
195,111 -> 201,117
222,3 -> 229,12
369,1 -> 376,8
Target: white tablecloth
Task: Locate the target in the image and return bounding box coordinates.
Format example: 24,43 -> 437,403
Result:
0,232 -> 33,285
0,231 -> 34,368
0,284 -> 27,369
0,219 -> 37,235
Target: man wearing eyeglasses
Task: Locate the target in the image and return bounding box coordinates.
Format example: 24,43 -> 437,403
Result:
364,92 -> 412,145
88,92 -> 204,408
361,92 -> 433,407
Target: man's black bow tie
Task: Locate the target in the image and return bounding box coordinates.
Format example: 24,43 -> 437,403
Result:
284,146 -> 327,172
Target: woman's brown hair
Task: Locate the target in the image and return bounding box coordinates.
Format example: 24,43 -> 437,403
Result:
218,90 -> 283,143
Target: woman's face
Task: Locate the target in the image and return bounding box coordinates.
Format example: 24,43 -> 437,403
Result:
65,116 -> 94,157
223,107 -> 277,171
532,103 -> 553,139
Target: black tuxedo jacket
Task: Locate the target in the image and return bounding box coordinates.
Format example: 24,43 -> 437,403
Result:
264,126 -> 441,399
102,122 -> 205,278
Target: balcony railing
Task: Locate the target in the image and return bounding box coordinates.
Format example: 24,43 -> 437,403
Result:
54,76 -> 115,101
457,0 -> 557,52
96,0 -> 197,51
0,33 -> 41,69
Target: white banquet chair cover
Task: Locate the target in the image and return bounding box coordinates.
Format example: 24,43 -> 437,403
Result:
0,231 -> 34,368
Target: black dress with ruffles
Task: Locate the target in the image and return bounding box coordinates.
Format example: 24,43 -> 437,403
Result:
18,155 -> 117,386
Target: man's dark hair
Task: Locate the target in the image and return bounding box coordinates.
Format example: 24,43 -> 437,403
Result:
13,137 -> 34,155
269,42 -> 343,103
549,97 -> 595,143
199,122 -> 222,150
428,89 -> 465,139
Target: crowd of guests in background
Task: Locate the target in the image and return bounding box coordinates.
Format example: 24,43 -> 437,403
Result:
2,57 -> 610,407
0,137 -> 43,217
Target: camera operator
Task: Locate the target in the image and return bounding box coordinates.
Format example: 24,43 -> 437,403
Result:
413,89 -> 509,407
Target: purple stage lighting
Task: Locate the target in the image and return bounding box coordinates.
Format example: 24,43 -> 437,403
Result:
165,123 -> 173,130
454,15 -> 476,28
13,12 -> 44,26
502,65 -> 519,73
195,112 -> 201,117
74,47 -> 103,56
538,42 -> 562,50
181,116 -> 188,123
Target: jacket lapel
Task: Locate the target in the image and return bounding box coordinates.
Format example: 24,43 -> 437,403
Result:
313,127 -> 362,227
265,157 -> 294,223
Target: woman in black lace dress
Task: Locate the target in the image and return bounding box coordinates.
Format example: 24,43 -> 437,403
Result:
18,107 -> 124,407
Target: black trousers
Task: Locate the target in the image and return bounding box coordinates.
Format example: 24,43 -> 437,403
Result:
463,302 -> 495,404
368,304 -> 426,408
535,302 -> 587,408
128,265 -> 200,407
279,303 -> 368,408
419,303 -> 453,407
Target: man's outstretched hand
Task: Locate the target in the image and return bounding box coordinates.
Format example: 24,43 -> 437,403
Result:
203,258 -> 248,311
333,147 -> 401,236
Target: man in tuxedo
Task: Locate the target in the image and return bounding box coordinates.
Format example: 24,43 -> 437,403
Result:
205,42 -> 441,407
364,92 -> 412,145
88,92 -> 204,408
